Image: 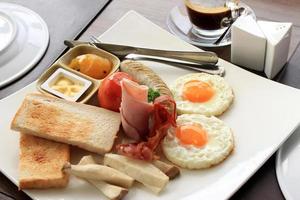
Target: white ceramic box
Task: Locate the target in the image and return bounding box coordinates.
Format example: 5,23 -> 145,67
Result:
231,15 -> 267,71
257,20 -> 292,79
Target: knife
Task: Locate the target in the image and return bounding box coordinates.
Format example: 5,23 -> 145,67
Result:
64,40 -> 219,65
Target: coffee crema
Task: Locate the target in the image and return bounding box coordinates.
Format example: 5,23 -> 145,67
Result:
185,0 -> 231,30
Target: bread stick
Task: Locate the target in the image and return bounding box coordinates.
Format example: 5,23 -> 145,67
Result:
63,163 -> 134,188
79,156 -> 128,200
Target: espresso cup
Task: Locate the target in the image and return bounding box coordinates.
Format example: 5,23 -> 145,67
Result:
184,0 -> 239,38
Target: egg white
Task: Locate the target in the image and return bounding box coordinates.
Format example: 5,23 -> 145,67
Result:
162,114 -> 234,169
171,73 -> 234,116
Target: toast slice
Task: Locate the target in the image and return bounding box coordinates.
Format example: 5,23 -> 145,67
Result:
19,133 -> 70,189
11,93 -> 121,154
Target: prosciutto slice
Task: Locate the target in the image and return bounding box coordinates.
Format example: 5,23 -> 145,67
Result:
117,95 -> 177,161
120,79 -> 154,140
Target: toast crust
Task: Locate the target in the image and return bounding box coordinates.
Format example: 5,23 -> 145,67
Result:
19,134 -> 70,189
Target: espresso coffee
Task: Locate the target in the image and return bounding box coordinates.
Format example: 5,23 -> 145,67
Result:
185,0 -> 231,30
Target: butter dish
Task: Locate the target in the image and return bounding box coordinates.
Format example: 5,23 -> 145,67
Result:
40,68 -> 92,102
37,44 -> 120,103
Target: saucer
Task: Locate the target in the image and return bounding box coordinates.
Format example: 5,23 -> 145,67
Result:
166,2 -> 256,47
0,3 -> 49,88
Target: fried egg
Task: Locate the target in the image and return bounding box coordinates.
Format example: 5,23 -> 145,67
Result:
171,73 -> 234,116
162,114 -> 234,169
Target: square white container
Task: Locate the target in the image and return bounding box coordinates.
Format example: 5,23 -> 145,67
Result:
257,20 -> 292,79
41,68 -> 92,102
231,15 -> 267,71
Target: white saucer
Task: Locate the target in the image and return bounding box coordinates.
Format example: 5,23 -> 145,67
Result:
0,2 -> 49,88
166,2 -> 256,47
276,126 -> 300,200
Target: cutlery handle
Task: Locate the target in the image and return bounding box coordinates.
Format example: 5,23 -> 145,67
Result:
125,54 -> 225,76
137,49 -> 219,65
64,40 -> 83,48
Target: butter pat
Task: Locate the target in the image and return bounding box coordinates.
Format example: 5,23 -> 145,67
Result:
41,68 -> 91,102
51,77 -> 83,97
257,20 -> 292,79
231,15 -> 266,71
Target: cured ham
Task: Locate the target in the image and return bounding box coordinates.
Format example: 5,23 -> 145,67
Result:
117,95 -> 176,161
116,61 -> 177,161
120,79 -> 154,140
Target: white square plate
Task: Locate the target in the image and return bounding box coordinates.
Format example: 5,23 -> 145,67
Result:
1,10 -> 300,200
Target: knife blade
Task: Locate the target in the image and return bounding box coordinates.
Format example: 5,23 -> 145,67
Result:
64,40 -> 219,65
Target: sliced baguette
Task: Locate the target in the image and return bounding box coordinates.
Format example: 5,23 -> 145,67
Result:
11,93 -> 121,154
152,160 -> 180,179
19,133 -> 70,189
79,155 -> 128,200
104,153 -> 169,194
63,163 -> 134,188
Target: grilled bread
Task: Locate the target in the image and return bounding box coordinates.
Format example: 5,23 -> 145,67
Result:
11,93 -> 121,154
63,163 -> 134,188
104,153 -> 169,194
78,155 -> 128,200
19,134 -> 70,189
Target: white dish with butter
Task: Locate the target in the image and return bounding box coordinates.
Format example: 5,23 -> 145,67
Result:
41,68 -> 92,102
1,11 -> 300,200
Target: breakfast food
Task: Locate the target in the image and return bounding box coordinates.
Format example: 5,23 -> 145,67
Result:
88,180 -> 127,200
51,76 -> 83,97
117,80 -> 176,160
9,44 -> 236,198
119,78 -> 154,140
19,133 -> 69,189
101,61 -> 177,161
162,114 -> 234,169
98,72 -> 134,112
171,73 -> 234,116
78,155 -> 128,200
152,160 -> 180,179
63,163 -> 134,188
104,153 -> 169,194
69,54 -> 112,79
11,93 -> 121,154
120,60 -> 173,97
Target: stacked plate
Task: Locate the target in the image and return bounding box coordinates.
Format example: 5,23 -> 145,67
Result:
276,126 -> 300,200
0,2 -> 49,88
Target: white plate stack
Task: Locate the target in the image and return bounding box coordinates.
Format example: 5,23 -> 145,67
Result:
0,3 -> 49,88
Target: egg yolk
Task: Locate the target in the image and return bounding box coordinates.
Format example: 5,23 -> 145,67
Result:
176,124 -> 208,147
182,80 -> 214,102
